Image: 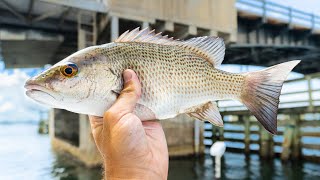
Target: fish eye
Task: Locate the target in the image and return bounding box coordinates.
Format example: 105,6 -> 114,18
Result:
60,63 -> 78,77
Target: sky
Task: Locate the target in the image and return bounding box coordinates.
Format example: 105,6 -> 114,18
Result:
237,0 -> 320,28
269,0 -> 320,16
0,0 -> 318,123
0,64 -> 48,123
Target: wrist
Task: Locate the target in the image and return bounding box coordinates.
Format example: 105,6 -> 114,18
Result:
104,164 -> 164,180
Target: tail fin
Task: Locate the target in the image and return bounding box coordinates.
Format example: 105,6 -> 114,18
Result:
240,60 -> 300,134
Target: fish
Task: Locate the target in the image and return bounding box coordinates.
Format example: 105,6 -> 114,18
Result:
25,27 -> 300,134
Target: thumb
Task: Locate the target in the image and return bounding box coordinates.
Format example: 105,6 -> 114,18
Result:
103,69 -> 141,125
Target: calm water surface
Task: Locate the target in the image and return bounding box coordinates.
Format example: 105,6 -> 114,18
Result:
0,124 -> 320,180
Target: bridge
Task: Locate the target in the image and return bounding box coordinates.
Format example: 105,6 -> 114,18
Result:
1,0 -> 320,166
1,0 -> 320,73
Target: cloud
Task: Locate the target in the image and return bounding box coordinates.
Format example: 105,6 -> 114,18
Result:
0,69 -> 48,122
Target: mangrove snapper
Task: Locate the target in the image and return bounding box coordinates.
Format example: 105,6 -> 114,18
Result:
25,28 -> 300,134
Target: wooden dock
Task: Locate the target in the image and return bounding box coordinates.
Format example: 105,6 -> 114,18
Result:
204,73 -> 320,162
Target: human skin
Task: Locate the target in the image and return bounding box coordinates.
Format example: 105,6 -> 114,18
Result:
88,69 -> 169,180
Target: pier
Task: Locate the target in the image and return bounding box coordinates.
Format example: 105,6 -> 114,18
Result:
205,73 -> 320,162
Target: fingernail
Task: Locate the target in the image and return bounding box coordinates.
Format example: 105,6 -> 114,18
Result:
123,70 -> 132,83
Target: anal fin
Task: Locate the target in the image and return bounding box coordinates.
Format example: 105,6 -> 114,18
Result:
186,102 -> 223,127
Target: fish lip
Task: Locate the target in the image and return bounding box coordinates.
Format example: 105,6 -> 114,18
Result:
24,83 -> 47,91
24,84 -> 56,100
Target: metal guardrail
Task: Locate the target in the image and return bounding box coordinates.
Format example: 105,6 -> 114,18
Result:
237,0 -> 320,30
218,72 -> 320,112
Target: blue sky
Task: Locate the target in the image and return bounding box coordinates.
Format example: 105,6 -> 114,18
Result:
269,0 -> 320,16
0,62 -> 48,122
0,0 -> 319,122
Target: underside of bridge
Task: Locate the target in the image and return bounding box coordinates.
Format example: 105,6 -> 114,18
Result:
226,15 -> 320,74
1,0 -> 320,74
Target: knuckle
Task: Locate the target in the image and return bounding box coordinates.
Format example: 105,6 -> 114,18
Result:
103,110 -> 117,121
120,89 -> 139,99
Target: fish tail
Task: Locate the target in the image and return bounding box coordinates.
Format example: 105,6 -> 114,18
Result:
240,60 -> 300,134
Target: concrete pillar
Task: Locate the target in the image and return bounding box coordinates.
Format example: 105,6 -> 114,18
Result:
194,119 -> 201,154
111,16 -> 119,41
260,128 -> 272,158
291,115 -> 301,159
142,21 -> 149,29
50,110 -> 101,167
161,114 -> 205,156
51,109 -> 80,146
79,114 -> 101,165
78,29 -> 86,50
281,124 -> 294,161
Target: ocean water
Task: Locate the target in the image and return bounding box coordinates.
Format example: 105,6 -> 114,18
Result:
0,124 -> 320,180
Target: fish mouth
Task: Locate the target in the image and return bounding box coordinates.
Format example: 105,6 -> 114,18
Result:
24,83 -> 56,101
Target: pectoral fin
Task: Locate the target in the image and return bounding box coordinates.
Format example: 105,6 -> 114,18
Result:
187,101 -> 223,127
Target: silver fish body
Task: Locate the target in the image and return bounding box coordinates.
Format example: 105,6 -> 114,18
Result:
25,28 -> 300,134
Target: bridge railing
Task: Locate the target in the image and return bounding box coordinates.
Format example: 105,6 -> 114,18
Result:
218,72 -> 320,112
237,0 -> 320,31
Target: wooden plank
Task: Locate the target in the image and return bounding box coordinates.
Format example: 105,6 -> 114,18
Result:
224,129 -> 244,133
224,121 -> 243,125
278,120 -> 292,126
276,131 -> 284,136
300,120 -> 320,127
302,143 -> 320,150
274,142 -> 282,146
221,106 -> 320,115
302,155 -> 320,163
223,129 -> 260,134
224,137 -> 259,144
224,138 -> 244,143
301,132 -> 320,137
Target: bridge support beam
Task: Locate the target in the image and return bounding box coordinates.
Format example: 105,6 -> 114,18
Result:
49,109 -> 101,167
111,16 -> 119,41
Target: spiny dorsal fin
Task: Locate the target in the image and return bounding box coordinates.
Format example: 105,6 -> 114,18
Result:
182,37 -> 225,67
114,27 -> 225,67
114,27 -> 176,45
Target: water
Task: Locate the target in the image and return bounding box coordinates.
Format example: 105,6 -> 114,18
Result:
1,124 -> 320,180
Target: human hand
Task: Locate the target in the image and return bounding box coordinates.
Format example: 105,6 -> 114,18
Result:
89,69 -> 168,180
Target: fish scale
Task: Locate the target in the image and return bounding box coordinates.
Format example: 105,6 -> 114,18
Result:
105,43 -> 234,118
25,27 -> 300,134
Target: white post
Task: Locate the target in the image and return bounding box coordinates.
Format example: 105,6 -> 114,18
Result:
215,156 -> 221,179
210,141 -> 226,179
111,16 -> 119,41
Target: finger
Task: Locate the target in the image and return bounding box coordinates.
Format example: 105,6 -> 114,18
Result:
88,115 -> 103,130
104,69 -> 141,125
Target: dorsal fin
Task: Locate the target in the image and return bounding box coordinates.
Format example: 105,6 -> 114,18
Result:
182,37 -> 225,67
114,27 -> 225,67
114,27 -> 176,45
